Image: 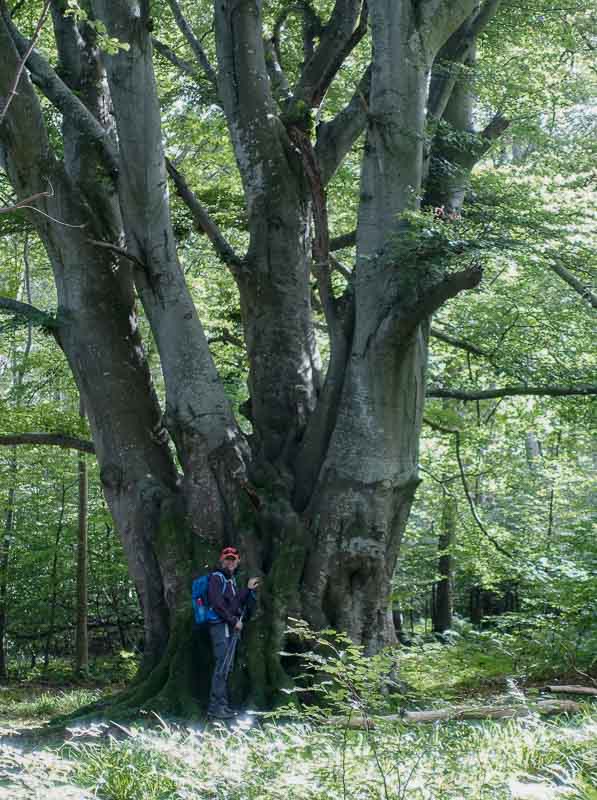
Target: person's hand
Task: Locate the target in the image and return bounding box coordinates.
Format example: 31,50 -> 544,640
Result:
234,619 -> 243,632
248,577 -> 260,590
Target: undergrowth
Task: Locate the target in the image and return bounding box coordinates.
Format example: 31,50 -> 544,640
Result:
0,625 -> 595,799
0,687 -> 103,719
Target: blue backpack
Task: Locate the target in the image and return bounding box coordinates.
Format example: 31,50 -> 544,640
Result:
191,571 -> 226,625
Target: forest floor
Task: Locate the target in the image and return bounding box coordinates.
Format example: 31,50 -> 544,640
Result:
0,636 -> 596,799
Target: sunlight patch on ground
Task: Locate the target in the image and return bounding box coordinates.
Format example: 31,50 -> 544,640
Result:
508,778 -> 576,799
0,743 -> 92,799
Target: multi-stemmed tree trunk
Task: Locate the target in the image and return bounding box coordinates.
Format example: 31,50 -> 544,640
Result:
0,0 -> 507,711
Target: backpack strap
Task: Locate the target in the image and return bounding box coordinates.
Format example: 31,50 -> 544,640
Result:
211,570 -> 226,585
212,570 -> 236,595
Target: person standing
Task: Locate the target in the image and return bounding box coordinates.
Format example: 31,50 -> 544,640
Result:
207,545 -> 260,719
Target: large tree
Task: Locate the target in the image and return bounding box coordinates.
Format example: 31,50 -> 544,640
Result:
0,0 -> 593,711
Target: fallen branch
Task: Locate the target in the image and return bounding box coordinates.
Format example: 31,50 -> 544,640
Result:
328,700 -> 582,728
545,685 -> 597,697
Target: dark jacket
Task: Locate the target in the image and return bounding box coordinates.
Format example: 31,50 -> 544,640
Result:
207,569 -> 252,627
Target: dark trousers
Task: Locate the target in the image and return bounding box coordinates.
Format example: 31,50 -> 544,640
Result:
208,622 -> 230,712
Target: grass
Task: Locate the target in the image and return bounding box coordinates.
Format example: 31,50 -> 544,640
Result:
0,631 -> 595,799
399,639 -> 515,699
0,686 -> 104,720
62,707 -> 596,799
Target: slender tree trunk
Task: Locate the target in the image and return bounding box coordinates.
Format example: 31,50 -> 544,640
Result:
432,491 -> 456,633
44,481 -> 66,671
75,399 -> 89,676
0,473 -> 15,682
546,430 -> 561,553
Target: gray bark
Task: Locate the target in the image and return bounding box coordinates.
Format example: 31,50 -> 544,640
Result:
423,1 -> 506,210
214,0 -> 322,462
300,0 -> 479,654
1,11 -> 178,670
92,1 -> 249,556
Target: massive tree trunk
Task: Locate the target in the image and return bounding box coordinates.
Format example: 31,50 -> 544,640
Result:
0,0 -> 506,712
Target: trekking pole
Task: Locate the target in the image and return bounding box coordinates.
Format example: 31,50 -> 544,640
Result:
219,611 -> 244,680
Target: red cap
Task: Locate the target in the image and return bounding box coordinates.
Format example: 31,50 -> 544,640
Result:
220,546 -> 240,560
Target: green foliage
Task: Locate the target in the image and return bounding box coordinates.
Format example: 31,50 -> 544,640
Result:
0,686 -> 102,719
9,651 -> 139,687
277,620 -> 398,717
72,738 -> 178,800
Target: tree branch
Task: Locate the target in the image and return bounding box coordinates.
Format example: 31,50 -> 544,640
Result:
0,295 -> 56,328
0,185 -> 53,215
427,1 -> 503,123
424,416 -> 514,559
152,37 -> 202,83
469,0 -> 503,41
315,64 -> 371,184
404,264 -> 483,332
546,260 -> 597,309
293,0 -> 368,108
0,0 -> 50,126
420,0 -> 479,57
9,0 -> 27,17
0,3 -> 119,177
330,229 -> 357,251
87,239 -> 146,271
0,433 -> 94,453
264,37 -> 292,107
208,328 -> 244,349
165,0 -> 217,88
427,385 -> 597,400
430,326 -> 489,357
478,112 -> 510,151
165,158 -> 243,271
273,0 -> 323,67
214,0 -> 278,167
